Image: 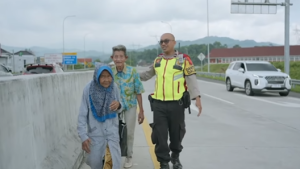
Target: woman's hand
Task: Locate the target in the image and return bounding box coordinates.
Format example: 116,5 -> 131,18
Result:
110,101 -> 120,111
82,138 -> 91,153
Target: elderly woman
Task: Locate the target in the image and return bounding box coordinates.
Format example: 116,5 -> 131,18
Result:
77,63 -> 123,169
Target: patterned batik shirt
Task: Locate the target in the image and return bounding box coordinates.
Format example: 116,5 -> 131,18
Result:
112,64 -> 145,111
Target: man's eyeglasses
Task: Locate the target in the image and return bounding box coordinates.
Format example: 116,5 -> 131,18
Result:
159,39 -> 174,45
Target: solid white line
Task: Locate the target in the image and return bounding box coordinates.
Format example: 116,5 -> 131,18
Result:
233,94 -> 300,108
203,93 -> 234,105
286,97 -> 300,102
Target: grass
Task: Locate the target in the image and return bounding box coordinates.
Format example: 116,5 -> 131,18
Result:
270,62 -> 300,80
197,64 -> 229,73
197,61 -> 300,80
292,85 -> 300,93
197,74 -> 225,82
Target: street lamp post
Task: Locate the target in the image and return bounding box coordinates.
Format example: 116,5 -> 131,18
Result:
161,21 -> 172,33
284,0 -> 291,75
63,15 -> 75,70
207,0 -> 210,73
150,35 -> 159,55
84,33 -> 90,69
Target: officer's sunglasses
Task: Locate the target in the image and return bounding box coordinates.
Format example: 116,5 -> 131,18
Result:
159,39 -> 174,45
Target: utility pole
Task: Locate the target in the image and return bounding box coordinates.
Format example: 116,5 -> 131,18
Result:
84,33 -> 89,69
207,0 -> 210,73
62,15 -> 75,70
12,50 -> 15,73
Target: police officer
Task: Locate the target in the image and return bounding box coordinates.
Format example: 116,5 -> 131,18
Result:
139,33 -> 202,169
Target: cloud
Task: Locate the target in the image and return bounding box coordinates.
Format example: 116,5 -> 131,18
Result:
0,0 -> 299,53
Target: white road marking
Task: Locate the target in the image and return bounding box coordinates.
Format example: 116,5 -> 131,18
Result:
276,101 -> 300,108
203,93 -> 234,105
285,97 -> 300,102
234,94 -> 300,108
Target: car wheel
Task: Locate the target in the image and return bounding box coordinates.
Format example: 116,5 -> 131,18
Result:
245,80 -> 254,96
226,78 -> 234,91
279,91 -> 289,96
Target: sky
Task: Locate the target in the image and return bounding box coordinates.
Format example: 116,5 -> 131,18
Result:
0,0 -> 299,53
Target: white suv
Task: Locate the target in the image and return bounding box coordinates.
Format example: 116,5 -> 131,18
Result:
225,61 -> 291,96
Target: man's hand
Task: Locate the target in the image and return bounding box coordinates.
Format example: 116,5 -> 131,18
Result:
195,97 -> 202,117
110,101 -> 120,111
82,138 -> 91,153
138,109 -> 144,124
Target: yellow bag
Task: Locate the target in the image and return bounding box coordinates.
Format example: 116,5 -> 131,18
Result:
103,145 -> 112,169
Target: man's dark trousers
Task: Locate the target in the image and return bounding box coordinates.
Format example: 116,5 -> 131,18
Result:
151,99 -> 186,163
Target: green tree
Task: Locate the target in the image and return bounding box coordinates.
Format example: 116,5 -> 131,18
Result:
233,44 -> 241,48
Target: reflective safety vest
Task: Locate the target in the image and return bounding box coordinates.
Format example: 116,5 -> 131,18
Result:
152,54 -> 186,101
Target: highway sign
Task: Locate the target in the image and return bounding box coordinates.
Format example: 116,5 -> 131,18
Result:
197,53 -> 206,61
63,53 -> 77,65
45,54 -> 62,63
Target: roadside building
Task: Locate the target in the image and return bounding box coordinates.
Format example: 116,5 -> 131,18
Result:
12,50 -> 36,73
208,45 -> 300,64
77,58 -> 92,64
0,48 -> 12,70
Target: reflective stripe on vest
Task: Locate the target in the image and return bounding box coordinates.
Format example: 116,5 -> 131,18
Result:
152,56 -> 186,101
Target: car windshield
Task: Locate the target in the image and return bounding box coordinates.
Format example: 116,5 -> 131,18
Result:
246,63 -> 277,71
26,66 -> 53,74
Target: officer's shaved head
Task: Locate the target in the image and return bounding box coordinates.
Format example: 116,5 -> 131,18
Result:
161,33 -> 175,40
160,33 -> 176,55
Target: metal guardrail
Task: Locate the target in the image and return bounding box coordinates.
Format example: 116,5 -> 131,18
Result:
293,79 -> 300,86
196,72 -> 226,78
196,71 -> 300,88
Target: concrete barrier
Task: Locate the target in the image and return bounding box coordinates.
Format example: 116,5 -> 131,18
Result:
0,71 -> 94,169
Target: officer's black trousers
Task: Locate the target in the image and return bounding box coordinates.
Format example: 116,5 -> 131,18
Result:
151,99 -> 186,163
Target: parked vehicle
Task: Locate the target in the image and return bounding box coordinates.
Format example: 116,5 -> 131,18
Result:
225,61 -> 291,96
23,63 -> 63,75
0,63 -> 13,77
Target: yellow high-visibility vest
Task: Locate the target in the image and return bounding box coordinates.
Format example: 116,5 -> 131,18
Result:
152,55 -> 186,101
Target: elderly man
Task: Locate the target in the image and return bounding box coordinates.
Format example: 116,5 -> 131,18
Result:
110,44 -> 145,168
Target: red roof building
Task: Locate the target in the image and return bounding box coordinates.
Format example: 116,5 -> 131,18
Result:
208,45 -> 300,64
77,58 -> 92,63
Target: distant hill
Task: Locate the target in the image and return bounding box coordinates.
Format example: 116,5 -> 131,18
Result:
1,45 -> 109,61
140,36 -> 279,51
1,36 -> 279,61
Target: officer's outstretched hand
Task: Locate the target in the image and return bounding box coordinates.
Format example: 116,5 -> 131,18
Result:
196,97 -> 202,117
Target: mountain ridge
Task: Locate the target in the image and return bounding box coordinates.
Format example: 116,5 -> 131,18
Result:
1,36 -> 280,61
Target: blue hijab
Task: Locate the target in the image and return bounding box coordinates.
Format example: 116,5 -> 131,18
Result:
89,64 -> 117,122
